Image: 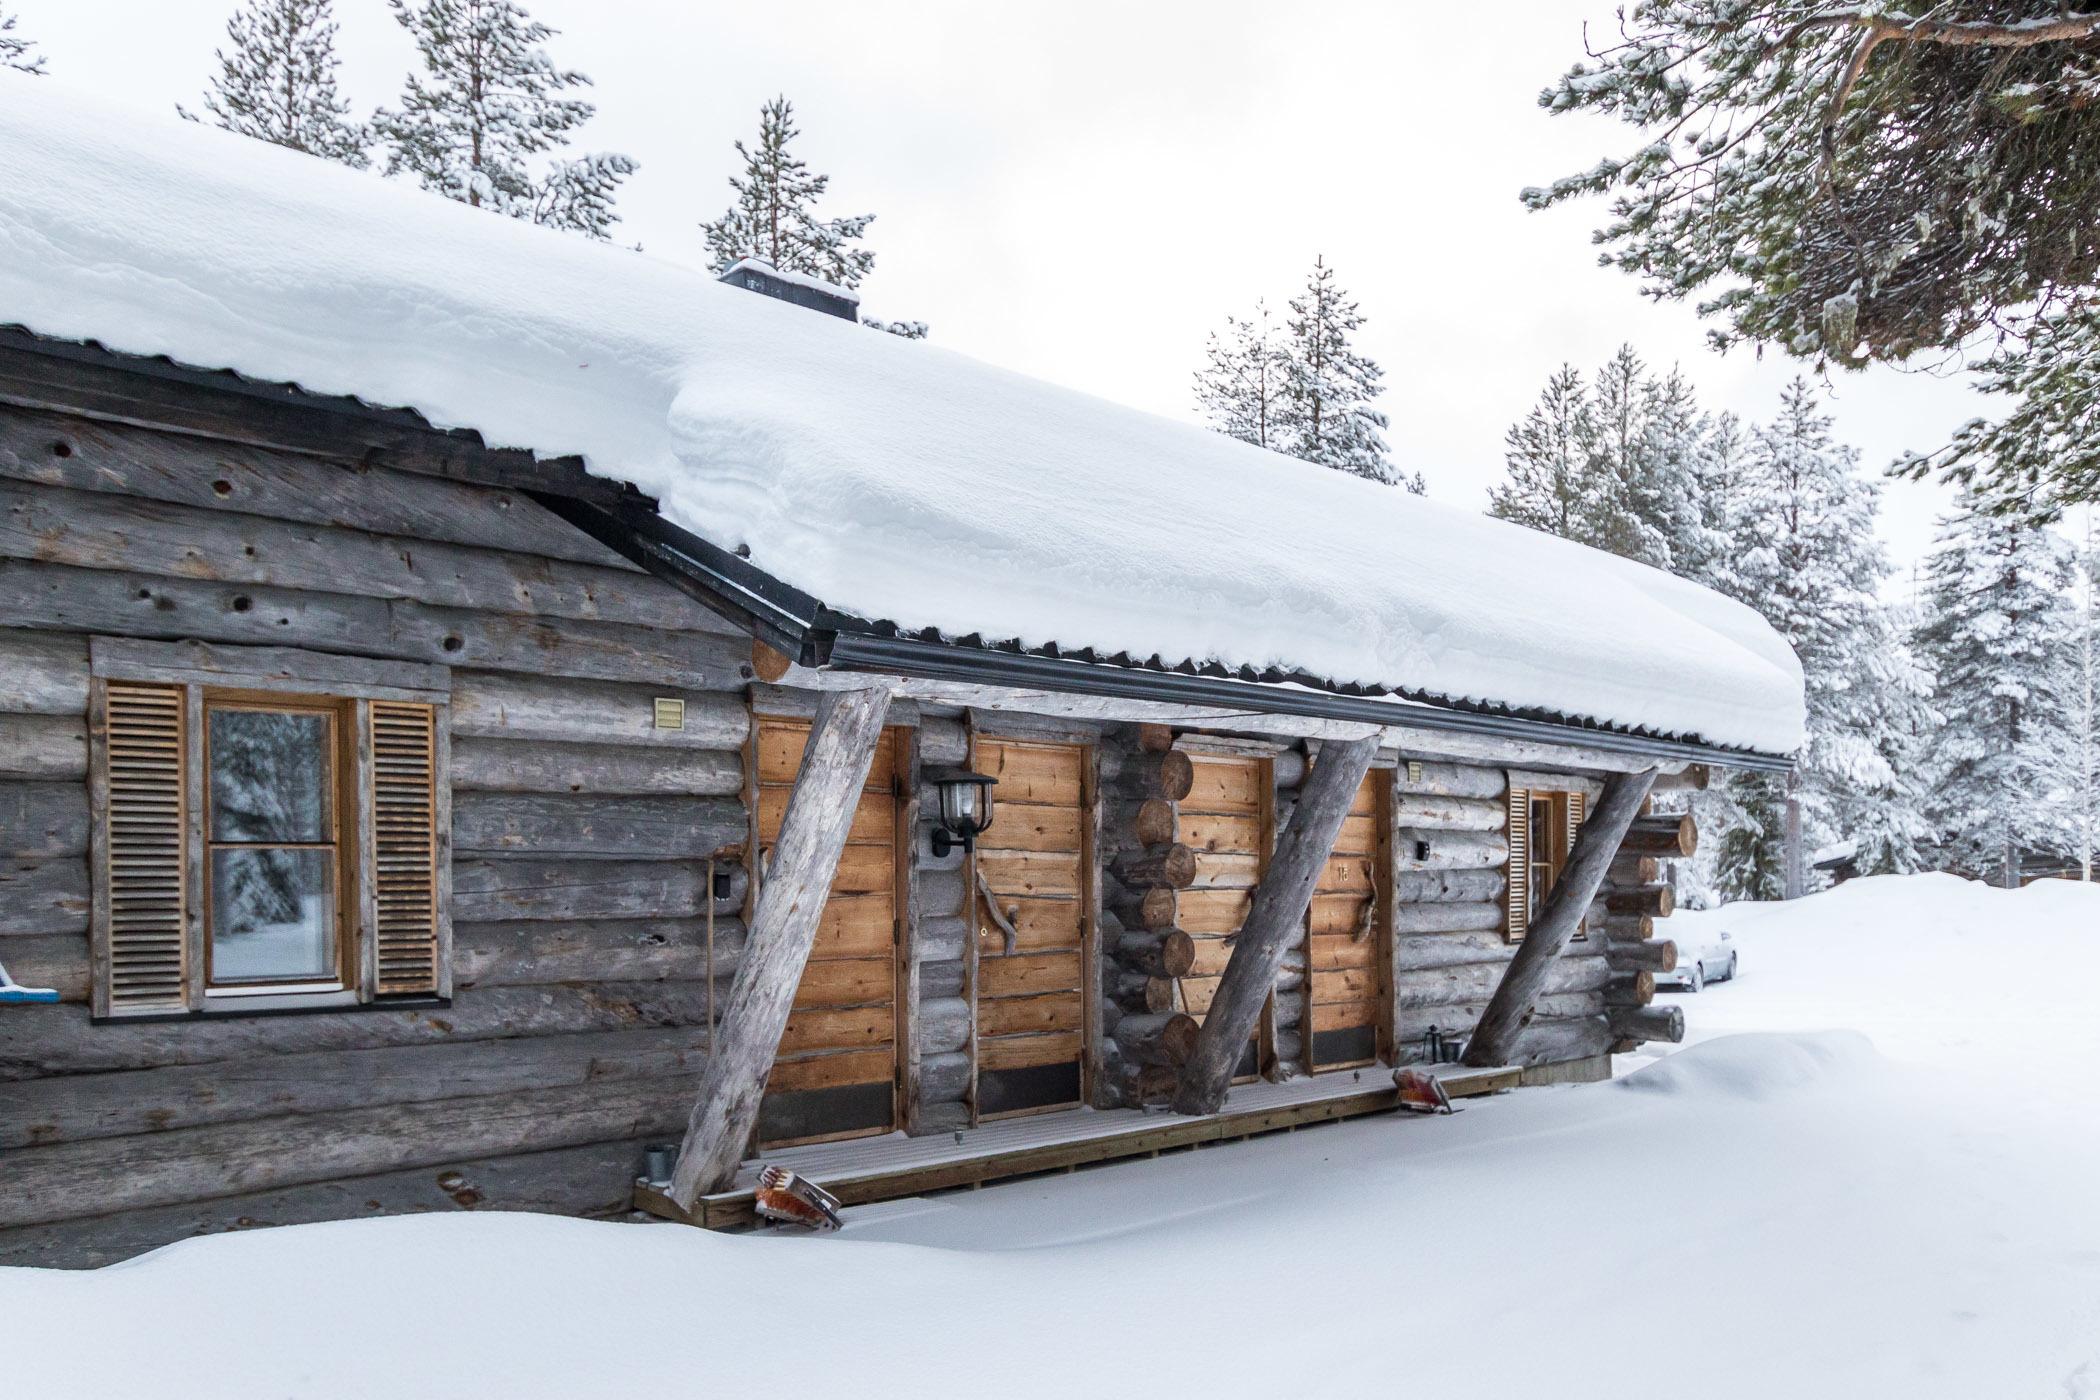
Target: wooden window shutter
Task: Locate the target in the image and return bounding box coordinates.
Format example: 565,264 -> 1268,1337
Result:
1566,790 -> 1587,938
368,701 -> 444,996
96,681 -> 191,1016
1505,785 -> 1530,943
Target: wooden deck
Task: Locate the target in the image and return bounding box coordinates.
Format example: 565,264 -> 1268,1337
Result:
634,1063 -> 1520,1229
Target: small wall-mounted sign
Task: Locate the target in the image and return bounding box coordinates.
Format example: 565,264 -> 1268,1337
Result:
653,697 -> 686,730
1407,761 -> 1423,784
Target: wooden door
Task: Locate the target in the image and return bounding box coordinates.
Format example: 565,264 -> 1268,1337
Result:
972,738 -> 1091,1117
753,715 -> 903,1149
1306,770 -> 1388,1072
1176,753 -> 1268,1081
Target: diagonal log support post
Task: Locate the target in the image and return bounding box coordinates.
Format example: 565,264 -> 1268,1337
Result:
668,684 -> 892,1208
1462,767 -> 1657,1068
1171,733 -> 1380,1116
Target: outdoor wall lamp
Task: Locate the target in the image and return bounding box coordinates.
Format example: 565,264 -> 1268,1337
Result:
927,769 -> 998,857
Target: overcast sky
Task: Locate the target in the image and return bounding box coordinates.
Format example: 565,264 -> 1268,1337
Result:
26,0 -> 2007,584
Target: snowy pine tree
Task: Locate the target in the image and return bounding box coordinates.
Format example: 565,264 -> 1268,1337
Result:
1278,256 -> 1399,485
1491,364 -> 1593,539
1713,379 -> 1929,898
2073,515 -> 2098,881
1915,491 -> 2078,886
1193,299 -> 1288,452
186,0 -> 368,166
701,96 -> 875,289
1,5 -> 43,75
374,0 -> 635,239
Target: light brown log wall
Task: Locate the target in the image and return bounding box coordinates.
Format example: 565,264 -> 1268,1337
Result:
0,404 -> 752,1266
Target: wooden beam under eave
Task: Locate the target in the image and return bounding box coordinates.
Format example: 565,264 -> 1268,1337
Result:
667,683 -> 893,1207
1462,767 -> 1657,1068
1170,733 -> 1380,1116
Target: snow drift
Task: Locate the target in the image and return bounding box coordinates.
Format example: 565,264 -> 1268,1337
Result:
0,80 -> 1803,754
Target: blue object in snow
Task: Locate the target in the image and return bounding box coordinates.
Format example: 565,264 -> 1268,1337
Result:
0,960 -> 59,1004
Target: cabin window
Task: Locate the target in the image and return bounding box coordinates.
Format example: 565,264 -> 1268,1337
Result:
1504,784 -> 1585,943
88,639 -> 450,1019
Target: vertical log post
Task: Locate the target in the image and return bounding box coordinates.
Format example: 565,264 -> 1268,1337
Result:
1462,767 -> 1657,1068
1170,733 -> 1379,1116
668,684 -> 893,1207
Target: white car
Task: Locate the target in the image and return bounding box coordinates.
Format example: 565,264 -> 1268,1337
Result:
1657,929 -> 1738,993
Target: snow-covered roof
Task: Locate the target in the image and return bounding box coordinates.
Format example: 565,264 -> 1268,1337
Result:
0,83 -> 1805,756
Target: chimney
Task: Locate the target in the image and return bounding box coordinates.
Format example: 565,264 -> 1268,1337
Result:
717,256 -> 860,323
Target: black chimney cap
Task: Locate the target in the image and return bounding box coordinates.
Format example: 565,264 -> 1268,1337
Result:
718,257 -> 861,322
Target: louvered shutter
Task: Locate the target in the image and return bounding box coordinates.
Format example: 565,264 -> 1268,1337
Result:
97,681 -> 190,1016
368,701 -> 443,995
1567,790 -> 1587,939
1505,785 -> 1530,943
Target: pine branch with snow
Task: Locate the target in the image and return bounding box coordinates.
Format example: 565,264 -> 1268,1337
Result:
373,0 -> 634,239
186,0 -> 368,166
1193,299 -> 1288,453
701,96 -> 875,290
1,5 -> 44,75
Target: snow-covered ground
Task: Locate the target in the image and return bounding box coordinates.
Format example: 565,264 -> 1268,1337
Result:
6,874 -> 2096,1399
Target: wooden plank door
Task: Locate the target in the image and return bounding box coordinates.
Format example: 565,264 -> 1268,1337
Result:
1306,769 -> 1389,1072
1177,753 -> 1268,1082
972,738 -> 1090,1118
753,715 -> 904,1149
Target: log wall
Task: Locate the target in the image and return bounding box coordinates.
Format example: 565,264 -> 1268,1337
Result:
0,405 -> 753,1266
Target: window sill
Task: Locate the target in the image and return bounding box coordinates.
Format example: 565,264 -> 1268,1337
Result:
92,995 -> 450,1026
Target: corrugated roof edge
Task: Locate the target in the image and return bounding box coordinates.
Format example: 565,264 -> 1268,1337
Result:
1,328 -> 1791,772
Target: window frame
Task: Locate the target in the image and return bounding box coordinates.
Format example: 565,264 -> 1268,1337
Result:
88,638 -> 452,1019
1505,776 -> 1589,944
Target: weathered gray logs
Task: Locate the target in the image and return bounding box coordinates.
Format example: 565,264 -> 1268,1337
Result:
1621,813 -> 1698,858
449,671 -> 749,749
1390,901 -> 1504,935
1113,842 -> 1197,890
1395,829 -> 1508,871
918,1050 -> 972,1104
1605,939 -> 1678,974
0,782 -> 88,858
917,997 -> 971,1056
1462,768 -> 1657,1068
1118,927 -> 1196,978
1109,886 -> 1178,931
915,914 -> 969,964
452,859 -> 744,923
1113,1012 -> 1200,1067
1270,749 -> 1309,789
1601,913 -> 1655,942
1512,1014 -> 1613,1066
1606,884 -> 1676,918
0,714 -> 86,780
1113,972 -> 1179,1014
1125,1064 -> 1180,1102
1392,760 -> 1506,800
450,737 -> 741,797
1390,794 -> 1505,832
1606,853 -> 1661,886
668,684 -> 892,1206
1393,868 -> 1508,904
0,856 -> 89,935
1395,956 -> 1608,1008
451,918 -> 725,989
452,793 -> 745,861
1609,1004 -> 1685,1043
1604,971 -> 1656,1007
1651,765 -> 1710,792
1174,733 -> 1379,1115
918,716 -> 970,767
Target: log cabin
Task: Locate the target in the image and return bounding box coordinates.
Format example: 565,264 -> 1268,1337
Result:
0,87 -> 1804,1262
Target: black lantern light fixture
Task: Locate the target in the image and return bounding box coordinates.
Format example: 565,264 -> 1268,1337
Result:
927,769 -> 997,857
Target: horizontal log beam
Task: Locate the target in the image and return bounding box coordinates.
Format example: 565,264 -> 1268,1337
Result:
450,737 -> 741,796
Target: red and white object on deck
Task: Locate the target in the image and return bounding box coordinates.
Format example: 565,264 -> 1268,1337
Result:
753,1166 -> 844,1231
1394,1068 -> 1459,1115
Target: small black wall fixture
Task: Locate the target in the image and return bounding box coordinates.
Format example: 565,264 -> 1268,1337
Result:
927,769 -> 998,857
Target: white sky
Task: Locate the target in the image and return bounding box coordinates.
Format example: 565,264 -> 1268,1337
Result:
25,0 -> 1999,582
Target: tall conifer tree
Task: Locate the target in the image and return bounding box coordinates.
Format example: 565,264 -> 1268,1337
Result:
374,0 -> 635,239
187,0 -> 368,166
1193,300 -> 1288,452
1914,491 -> 2078,886
1279,256 -> 1400,486
701,96 -> 875,289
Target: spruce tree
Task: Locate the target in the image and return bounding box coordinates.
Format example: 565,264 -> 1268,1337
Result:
1,5 -> 43,75
1714,379 -> 1929,897
1491,364 -> 1593,539
1193,299 -> 1288,452
1914,491 -> 2078,886
374,0 -> 636,240
701,96 -> 875,289
186,0 -> 368,166
1278,256 -> 1398,485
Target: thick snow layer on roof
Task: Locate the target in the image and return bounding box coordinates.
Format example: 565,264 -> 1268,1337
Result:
0,83 -> 1804,754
